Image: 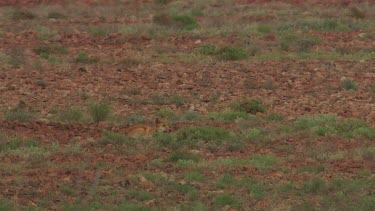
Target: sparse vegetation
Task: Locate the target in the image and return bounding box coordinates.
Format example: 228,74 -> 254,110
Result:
11,9 -> 36,20
231,97 -> 266,114
1,1 -> 374,210
341,78 -> 358,90
153,13 -> 199,31
88,101 -> 111,123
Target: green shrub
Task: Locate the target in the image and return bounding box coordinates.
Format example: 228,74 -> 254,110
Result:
171,15 -> 199,31
176,126 -> 230,142
35,80 -> 47,88
58,108 -> 83,122
294,114 -> 373,138
207,111 -> 249,122
213,194 -> 239,208
368,85 -> 375,94
184,172 -> 206,183
217,46 -> 247,61
88,102 -> 111,123
0,136 -> 39,152
191,9 -> 204,16
296,37 -> 319,52
74,52 -> 97,64
47,12 -> 66,19
257,24 -> 272,34
89,25 -> 118,37
179,111 -> 202,122
11,9 -> 36,20
4,110 -> 34,122
101,131 -> 134,146
168,151 -> 201,163
34,45 -> 68,58
199,44 -> 219,55
231,97 -> 266,114
341,78 -> 358,91
153,13 -> 199,31
302,178 -> 326,193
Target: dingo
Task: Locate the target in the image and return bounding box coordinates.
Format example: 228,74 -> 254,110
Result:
124,118 -> 171,137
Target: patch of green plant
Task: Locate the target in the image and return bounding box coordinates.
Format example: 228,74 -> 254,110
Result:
108,201 -> 150,211
101,131 -> 134,146
11,9 -> 36,20
296,37 -> 320,52
175,126 -> 231,142
36,26 -> 58,41
57,108 -> 83,123
273,144 -> 293,153
297,165 -> 325,174
171,15 -> 199,31
291,202 -> 316,211
88,101 -> 111,123
156,108 -> 176,118
292,18 -> 353,32
60,185 -> 74,196
231,97 -> 266,114
178,111 -> 202,122
216,46 -> 248,61
301,178 -> 327,193
279,35 -> 319,52
63,144 -> 82,155
153,13 -> 199,31
199,44 -> 219,55
128,87 -> 141,95
341,78 -> 358,91
248,155 -> 280,170
257,24 -> 272,34
4,109 -> 35,122
266,113 -> 285,121
7,47 -> 25,67
168,183 -> 197,196
151,94 -> 185,106
242,128 -> 266,142
126,115 -> 145,124
184,172 -> 206,183
89,25 -> 119,37
150,158 -> 165,167
0,136 -> 39,152
248,182 -> 268,200
47,12 -> 66,19
279,34 -> 299,51
369,85 -> 375,94
168,151 -> 201,163
213,193 -> 240,208
191,9 -> 204,17
35,80 -> 47,88
294,114 -> 374,138
4,145 -> 47,156
128,191 -> 153,202
0,198 -> 17,210
34,45 -> 68,59
207,111 -> 249,122
74,52 -> 98,64
216,155 -> 279,170
215,173 -> 237,189
154,0 -> 170,5
179,201 -> 207,211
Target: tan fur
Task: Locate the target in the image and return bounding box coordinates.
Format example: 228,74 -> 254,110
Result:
124,118 -> 171,137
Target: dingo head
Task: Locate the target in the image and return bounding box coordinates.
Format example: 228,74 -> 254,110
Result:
155,118 -> 171,133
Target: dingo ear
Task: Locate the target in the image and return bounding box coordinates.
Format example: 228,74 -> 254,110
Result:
155,118 -> 160,123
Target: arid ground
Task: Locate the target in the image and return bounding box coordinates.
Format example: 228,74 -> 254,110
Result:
0,0 -> 375,210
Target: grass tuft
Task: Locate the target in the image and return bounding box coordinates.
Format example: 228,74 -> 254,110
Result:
88,101 -> 111,123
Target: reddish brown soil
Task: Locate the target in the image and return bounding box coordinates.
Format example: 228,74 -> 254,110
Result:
0,0 -> 374,210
